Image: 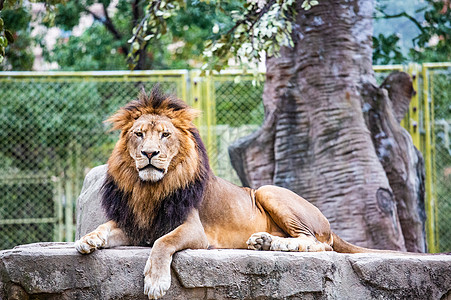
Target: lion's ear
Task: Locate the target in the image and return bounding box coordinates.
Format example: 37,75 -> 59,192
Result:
105,105 -> 141,132
183,107 -> 201,122
170,107 -> 201,132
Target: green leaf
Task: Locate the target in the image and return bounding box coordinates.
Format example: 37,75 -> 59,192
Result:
132,41 -> 140,51
5,30 -> 14,44
0,37 -> 7,47
162,12 -> 172,19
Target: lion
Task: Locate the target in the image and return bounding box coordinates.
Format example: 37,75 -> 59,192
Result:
75,87 -> 388,299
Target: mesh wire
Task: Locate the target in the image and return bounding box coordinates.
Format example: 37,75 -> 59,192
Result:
211,78 -> 263,184
430,70 -> 451,253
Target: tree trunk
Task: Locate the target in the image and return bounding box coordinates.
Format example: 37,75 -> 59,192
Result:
229,0 -> 426,251
362,72 -> 426,252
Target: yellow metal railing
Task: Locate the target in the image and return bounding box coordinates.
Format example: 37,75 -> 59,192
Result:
422,64 -> 435,252
422,62 -> 451,253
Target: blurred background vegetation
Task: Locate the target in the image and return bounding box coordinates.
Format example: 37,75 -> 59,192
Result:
0,0 -> 449,71
1,0 -> 243,71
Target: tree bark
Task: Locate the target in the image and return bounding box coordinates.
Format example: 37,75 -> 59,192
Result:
362,72 -> 426,252
229,0 -> 426,251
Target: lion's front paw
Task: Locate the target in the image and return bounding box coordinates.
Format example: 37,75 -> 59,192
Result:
75,230 -> 108,254
247,232 -> 273,250
143,258 -> 171,299
144,273 -> 171,300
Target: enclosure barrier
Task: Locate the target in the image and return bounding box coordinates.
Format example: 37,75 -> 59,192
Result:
0,63 -> 450,253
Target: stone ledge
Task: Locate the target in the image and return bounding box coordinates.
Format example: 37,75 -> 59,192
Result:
1,243 -> 450,300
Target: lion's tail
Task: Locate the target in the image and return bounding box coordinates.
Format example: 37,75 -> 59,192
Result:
331,232 -> 395,254
331,232 -> 450,255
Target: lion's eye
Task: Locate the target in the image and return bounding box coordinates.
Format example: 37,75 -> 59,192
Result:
161,132 -> 170,138
135,131 -> 143,138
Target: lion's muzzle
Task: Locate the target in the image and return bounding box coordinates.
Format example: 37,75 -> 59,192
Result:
141,150 -> 160,160
139,163 -> 165,174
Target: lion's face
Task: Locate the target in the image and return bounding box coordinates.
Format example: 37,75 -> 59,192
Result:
127,114 -> 181,182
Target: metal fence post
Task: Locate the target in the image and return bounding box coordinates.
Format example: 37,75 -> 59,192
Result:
407,63 -> 421,149
422,64 -> 438,252
188,71 -> 218,174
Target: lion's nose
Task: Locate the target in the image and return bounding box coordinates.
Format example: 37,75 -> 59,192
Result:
141,150 -> 160,160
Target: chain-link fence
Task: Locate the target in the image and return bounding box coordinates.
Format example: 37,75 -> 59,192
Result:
0,66 -> 450,252
425,64 -> 451,253
209,75 -> 263,184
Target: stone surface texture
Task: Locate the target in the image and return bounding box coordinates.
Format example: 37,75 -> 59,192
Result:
1,166 -> 450,299
1,243 -> 451,300
75,164 -> 108,239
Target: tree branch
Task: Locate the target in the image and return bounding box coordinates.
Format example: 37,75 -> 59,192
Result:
84,4 -> 129,55
376,9 -> 426,35
84,5 -> 122,41
132,0 -> 141,28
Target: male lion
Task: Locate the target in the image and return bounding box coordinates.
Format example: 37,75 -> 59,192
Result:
76,87 -> 382,299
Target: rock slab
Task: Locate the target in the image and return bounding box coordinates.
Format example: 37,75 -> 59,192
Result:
2,166 -> 450,299
75,164 -> 108,238
1,243 -> 451,300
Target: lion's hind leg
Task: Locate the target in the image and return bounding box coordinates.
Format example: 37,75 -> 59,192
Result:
247,232 -> 332,252
248,185 -> 334,252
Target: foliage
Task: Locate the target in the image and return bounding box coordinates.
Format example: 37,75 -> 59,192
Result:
374,0 -> 451,64
409,0 -> 451,62
1,0 -> 448,70
36,0 -> 245,70
0,0 -> 71,69
0,2 -> 16,65
129,0 -> 319,72
42,23 -> 128,71
0,5 -> 34,70
372,33 -> 406,64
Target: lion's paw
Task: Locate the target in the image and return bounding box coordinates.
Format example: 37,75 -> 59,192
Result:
271,237 -> 331,252
247,232 -> 273,251
144,274 -> 171,300
247,232 -> 332,252
270,237 -> 302,251
75,231 -> 108,254
143,258 -> 172,299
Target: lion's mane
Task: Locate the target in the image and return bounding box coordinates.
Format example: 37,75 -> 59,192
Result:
101,88 -> 211,246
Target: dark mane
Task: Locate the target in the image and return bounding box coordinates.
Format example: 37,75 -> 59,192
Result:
123,86 -> 188,115
101,127 -> 211,246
